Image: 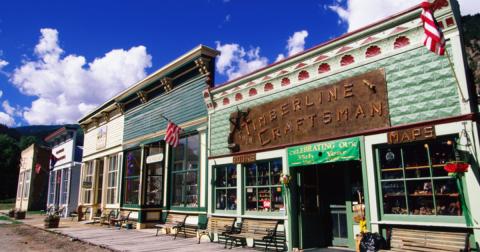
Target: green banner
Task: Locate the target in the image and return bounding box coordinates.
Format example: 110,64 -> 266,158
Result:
288,137 -> 359,167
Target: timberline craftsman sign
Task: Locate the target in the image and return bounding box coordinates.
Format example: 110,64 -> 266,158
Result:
288,137 -> 360,167
232,153 -> 256,164
229,69 -> 390,152
387,126 -> 436,144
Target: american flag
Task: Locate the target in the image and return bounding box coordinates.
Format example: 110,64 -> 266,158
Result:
165,121 -> 182,148
420,0 -> 446,56
35,162 -> 42,174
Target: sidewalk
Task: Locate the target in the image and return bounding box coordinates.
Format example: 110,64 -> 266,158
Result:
8,212 -> 353,252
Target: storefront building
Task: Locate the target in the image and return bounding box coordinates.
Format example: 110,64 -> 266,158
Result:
205,1 -> 479,250
116,45 -> 220,229
77,93 -> 125,219
45,127 -> 83,217
15,143 -> 51,211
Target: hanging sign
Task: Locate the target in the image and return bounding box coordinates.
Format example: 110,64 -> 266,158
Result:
146,153 -> 164,164
96,126 -> 107,150
288,137 -> 359,167
82,181 -> 92,188
387,126 -> 435,144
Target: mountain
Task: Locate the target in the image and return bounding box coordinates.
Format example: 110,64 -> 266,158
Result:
0,124 -> 84,147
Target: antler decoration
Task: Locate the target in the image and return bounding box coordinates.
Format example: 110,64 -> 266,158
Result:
363,80 -> 376,92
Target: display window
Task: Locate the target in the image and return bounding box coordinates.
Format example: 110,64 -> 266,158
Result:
245,159 -> 284,213
171,134 -> 199,208
106,155 -> 118,204
61,169 -> 69,205
376,135 -> 464,219
214,165 -> 237,211
124,148 -> 141,206
83,162 -> 94,204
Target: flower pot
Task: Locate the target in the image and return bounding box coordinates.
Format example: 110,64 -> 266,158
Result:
14,212 -> 26,220
44,218 -> 60,228
126,223 -> 133,229
8,210 -> 15,218
109,220 -> 116,226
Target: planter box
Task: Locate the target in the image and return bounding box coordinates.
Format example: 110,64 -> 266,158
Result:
8,210 -> 15,218
14,212 -> 26,220
44,218 -> 60,228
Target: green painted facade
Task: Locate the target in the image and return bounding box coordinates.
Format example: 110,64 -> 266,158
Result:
210,45 -> 460,156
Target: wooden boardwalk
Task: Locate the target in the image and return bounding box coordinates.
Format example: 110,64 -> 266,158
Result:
51,226 -> 268,252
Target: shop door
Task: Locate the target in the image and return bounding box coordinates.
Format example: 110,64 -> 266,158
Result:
298,165 -> 325,249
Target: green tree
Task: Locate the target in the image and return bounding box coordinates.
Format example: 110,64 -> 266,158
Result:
18,135 -> 37,151
0,134 -> 21,200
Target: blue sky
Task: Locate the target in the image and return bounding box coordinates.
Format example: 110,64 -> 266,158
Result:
0,0 -> 478,127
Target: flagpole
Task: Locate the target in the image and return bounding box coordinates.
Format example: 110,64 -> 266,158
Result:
159,114 -> 211,152
445,49 -> 467,103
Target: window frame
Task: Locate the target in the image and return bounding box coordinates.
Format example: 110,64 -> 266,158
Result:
83,161 -> 94,205
145,143 -> 165,207
61,169 -> 69,205
213,165 -> 237,213
170,134 -> 200,209
123,148 -> 142,207
23,171 -> 31,199
48,172 -> 55,204
106,155 -> 118,205
17,173 -> 24,199
375,134 -> 466,223
244,159 -> 284,216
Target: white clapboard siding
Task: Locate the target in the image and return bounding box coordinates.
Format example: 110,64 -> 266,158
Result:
83,110 -> 124,157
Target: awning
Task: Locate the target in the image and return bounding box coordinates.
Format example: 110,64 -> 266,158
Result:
288,137 -> 359,167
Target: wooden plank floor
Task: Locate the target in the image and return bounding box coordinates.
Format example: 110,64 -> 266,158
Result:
51,227 -> 268,252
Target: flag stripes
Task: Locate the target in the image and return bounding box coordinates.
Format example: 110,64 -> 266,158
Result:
420,0 -> 446,55
165,121 -> 182,148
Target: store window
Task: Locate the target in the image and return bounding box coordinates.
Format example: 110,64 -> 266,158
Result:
106,155 -> 118,204
171,134 -> 199,208
23,171 -> 31,199
84,162 -> 94,204
124,149 -> 141,206
214,165 -> 237,211
96,161 -> 104,204
48,173 -> 55,204
61,169 -> 69,205
17,173 -> 23,199
377,136 -> 463,217
245,160 -> 284,213
146,143 -> 164,206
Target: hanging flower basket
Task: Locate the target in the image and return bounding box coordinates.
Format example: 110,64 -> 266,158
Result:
14,210 -> 26,220
44,215 -> 60,228
279,173 -> 291,185
444,161 -> 469,179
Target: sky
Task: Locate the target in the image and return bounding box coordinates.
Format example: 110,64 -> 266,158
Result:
0,0 -> 478,127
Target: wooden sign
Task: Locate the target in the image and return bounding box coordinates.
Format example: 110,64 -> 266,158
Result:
232,153 -> 256,164
228,69 -> 390,153
387,126 -> 435,144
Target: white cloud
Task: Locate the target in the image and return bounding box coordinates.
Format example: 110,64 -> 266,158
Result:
215,41 -> 268,81
223,0 -> 230,2
327,0 -> 480,32
286,30 -> 308,57
0,59 -> 8,70
276,54 -> 285,62
2,100 -> 15,116
226,14 -> 230,22
10,28 -> 152,125
0,90 -> 2,98
0,112 -> 15,127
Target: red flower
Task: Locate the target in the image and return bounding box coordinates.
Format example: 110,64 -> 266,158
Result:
444,163 -> 469,174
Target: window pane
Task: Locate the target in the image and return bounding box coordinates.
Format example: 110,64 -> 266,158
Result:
133,150 -> 141,176
17,174 -> 23,199
124,177 -> 133,205
272,186 -> 283,212
404,145 -> 429,178
381,181 -> 406,214
339,213 -> 348,238
172,173 -> 184,206
216,189 -> 226,210
429,140 -> 455,177
187,135 -> 199,170
271,161 -> 282,185
227,189 -> 237,210
186,171 -> 198,207
246,164 -> 257,186
216,167 -> 226,187
434,178 -> 461,216
146,175 -> 163,205
227,166 -> 237,187
246,188 -> 257,211
258,162 -> 269,186
173,138 -> 186,171
380,147 -> 403,180
406,180 -> 434,215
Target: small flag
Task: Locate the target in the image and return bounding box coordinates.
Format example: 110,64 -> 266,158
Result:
57,173 -> 61,183
50,154 -> 58,169
420,0 -> 446,56
165,121 -> 182,148
35,162 -> 42,174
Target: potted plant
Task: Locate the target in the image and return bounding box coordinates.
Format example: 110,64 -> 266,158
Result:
44,214 -> 60,228
8,209 -> 15,218
14,210 -> 26,220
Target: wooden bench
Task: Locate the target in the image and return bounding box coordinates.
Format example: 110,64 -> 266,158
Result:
197,216 -> 237,246
121,211 -> 138,229
109,211 -> 131,230
387,228 -> 469,252
154,214 -> 188,239
70,207 -> 90,221
227,219 -> 279,251
54,206 -> 65,217
41,206 -> 53,215
92,209 -> 114,226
